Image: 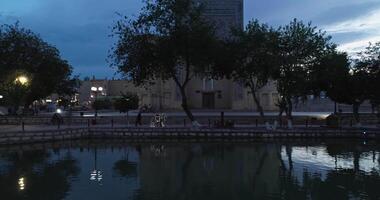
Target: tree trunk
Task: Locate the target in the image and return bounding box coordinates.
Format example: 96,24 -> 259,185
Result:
352,103 -> 360,125
286,97 -> 293,129
353,151 -> 360,172
377,106 -> 380,127
179,86 -> 196,124
285,145 -> 293,172
250,87 -> 268,128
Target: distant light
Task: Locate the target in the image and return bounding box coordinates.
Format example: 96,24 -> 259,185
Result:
15,76 -> 29,85
18,177 -> 25,190
0,95 -> 3,99
98,87 -> 103,91
91,87 -> 98,92
56,109 -> 62,114
90,95 -> 94,98
46,99 -> 52,103
90,170 -> 103,182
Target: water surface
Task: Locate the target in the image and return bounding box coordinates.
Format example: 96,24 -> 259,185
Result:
0,140 -> 379,200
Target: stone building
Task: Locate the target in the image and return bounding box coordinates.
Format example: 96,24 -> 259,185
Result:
78,0 -> 280,111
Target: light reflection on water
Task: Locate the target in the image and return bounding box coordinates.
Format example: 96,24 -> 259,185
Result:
0,140 -> 379,200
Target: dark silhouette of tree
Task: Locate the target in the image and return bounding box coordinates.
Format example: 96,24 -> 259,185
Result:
0,23 -> 74,110
228,20 -> 280,127
319,52 -> 370,124
110,0 -> 220,125
273,19 -> 335,128
357,42 -> 380,121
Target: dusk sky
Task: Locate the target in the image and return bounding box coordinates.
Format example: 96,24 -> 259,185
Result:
1,0 -> 380,78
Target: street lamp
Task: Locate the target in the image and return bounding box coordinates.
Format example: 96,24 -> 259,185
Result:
91,86 -> 104,122
15,76 -> 29,85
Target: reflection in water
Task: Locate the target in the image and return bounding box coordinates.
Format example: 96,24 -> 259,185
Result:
18,177 -> 25,191
90,148 -> 103,185
0,149 -> 80,200
0,140 -> 379,199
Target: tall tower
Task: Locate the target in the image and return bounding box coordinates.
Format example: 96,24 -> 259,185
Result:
199,0 -> 244,38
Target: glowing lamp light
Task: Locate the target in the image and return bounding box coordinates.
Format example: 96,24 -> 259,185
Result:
98,87 -> 103,91
18,177 -> 25,190
56,108 -> 62,114
0,95 -> 3,99
46,99 -> 52,103
15,76 -> 29,85
91,87 -> 98,92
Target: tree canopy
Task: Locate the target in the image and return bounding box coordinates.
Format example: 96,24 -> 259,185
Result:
110,0 -> 221,124
273,19 -> 336,126
228,20 -> 280,123
0,23 -> 74,110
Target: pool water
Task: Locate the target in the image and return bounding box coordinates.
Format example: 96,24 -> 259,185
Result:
0,140 -> 379,200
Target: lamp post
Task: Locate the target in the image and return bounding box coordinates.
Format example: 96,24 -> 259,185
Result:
91,86 -> 103,124
13,75 -> 29,116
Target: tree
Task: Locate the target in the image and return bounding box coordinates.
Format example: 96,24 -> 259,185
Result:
110,0 -> 220,125
357,42 -> 380,114
315,51 -> 371,125
229,20 -> 280,127
351,42 -> 380,123
0,72 -> 30,114
113,93 -> 139,113
0,23 -> 73,110
273,19 -> 335,128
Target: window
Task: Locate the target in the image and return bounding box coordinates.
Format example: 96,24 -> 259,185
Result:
234,83 -> 244,100
261,93 -> 269,106
203,78 -> 214,91
272,93 -> 279,105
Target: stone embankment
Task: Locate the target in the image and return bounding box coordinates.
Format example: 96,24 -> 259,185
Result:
0,127 -> 379,145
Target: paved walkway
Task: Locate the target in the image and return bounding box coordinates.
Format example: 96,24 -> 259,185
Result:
36,110 -> 333,118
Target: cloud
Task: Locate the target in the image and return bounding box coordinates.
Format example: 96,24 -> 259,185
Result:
324,8 -> 380,34
337,35 -> 380,55
323,7 -> 380,54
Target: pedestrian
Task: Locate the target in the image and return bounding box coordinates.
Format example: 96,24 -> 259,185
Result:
135,109 -> 142,127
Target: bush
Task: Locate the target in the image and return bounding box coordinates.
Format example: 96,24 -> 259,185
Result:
92,99 -> 112,110
113,93 -> 139,113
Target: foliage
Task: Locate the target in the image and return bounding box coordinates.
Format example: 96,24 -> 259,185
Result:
357,42 -> 380,108
0,79 -> 30,113
0,23 -> 73,108
113,93 -> 139,113
313,49 -> 373,123
92,98 -> 112,110
110,0 -> 220,123
228,19 -> 280,119
273,19 -> 335,123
